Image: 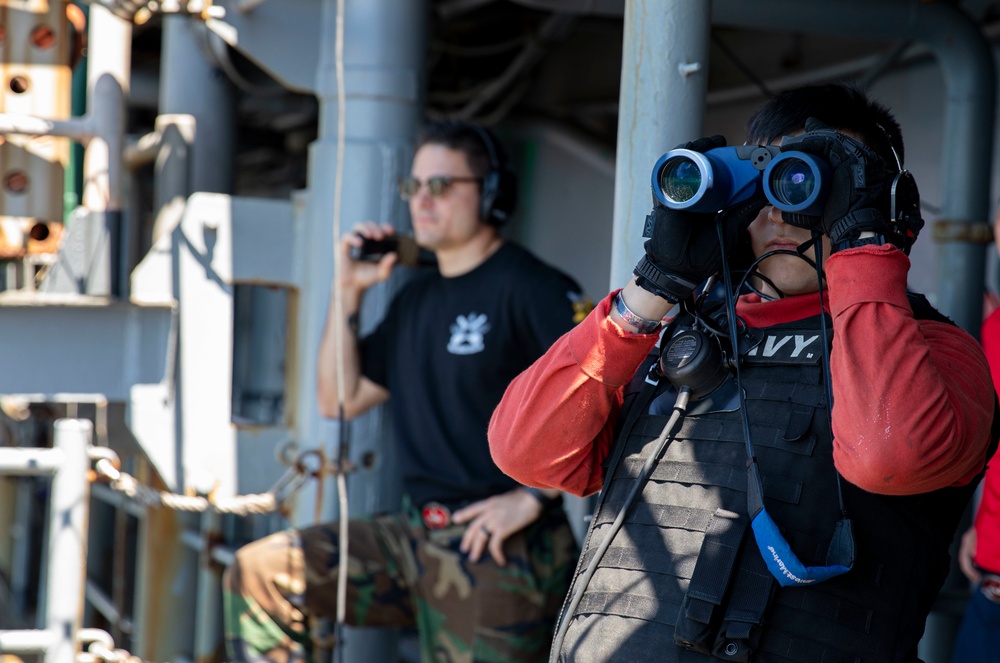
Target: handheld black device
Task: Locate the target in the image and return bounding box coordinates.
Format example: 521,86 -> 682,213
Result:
348,235 -> 437,268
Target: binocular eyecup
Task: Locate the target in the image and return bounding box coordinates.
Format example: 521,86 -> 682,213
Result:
651,145 -> 831,216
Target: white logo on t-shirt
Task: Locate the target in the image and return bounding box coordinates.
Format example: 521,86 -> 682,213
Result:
447,313 -> 490,355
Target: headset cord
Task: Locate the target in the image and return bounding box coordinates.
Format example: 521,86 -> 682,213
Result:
715,217 -> 765,499
810,231 -> 849,519
548,386 -> 691,663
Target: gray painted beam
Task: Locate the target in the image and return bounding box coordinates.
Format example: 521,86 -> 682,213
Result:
0,294 -> 172,400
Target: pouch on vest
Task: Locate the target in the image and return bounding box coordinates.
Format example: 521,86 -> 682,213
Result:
674,508 -> 749,653
710,543 -> 776,662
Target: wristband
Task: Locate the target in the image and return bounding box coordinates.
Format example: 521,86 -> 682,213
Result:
522,486 -> 562,508
614,292 -> 662,335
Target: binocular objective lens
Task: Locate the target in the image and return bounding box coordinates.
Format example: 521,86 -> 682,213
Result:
660,157 -> 702,204
769,159 -> 816,207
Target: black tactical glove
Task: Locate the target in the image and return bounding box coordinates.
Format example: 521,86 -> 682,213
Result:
634,136 -> 765,303
776,118 -> 894,252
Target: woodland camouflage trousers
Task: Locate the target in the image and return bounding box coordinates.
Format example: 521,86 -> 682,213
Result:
222,500 -> 578,663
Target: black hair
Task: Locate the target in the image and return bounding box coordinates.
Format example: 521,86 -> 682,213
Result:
415,120 -> 507,179
745,83 -> 904,171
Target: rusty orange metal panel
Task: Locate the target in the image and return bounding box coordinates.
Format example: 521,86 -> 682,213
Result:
0,0 -> 72,249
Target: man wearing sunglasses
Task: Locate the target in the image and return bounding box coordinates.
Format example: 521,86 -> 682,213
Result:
224,120 -> 588,663
490,84 -> 998,662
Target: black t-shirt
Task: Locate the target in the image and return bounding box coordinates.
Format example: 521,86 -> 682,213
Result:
360,242 -> 585,506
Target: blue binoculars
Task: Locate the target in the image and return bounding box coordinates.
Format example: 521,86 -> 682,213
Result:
651,145 -> 831,215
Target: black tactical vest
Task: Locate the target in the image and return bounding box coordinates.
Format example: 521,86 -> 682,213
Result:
555,297 -> 996,663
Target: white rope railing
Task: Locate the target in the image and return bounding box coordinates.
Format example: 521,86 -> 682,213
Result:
86,447 -> 328,516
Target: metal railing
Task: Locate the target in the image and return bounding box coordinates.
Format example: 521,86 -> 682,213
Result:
0,419 -> 92,663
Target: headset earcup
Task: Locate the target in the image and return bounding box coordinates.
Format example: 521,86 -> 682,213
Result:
487,170 -> 518,225
469,123 -> 518,225
889,170 -> 922,254
480,170 -> 500,224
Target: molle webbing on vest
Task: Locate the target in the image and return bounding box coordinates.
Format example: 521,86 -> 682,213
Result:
633,415 -> 820,456
616,456 -> 804,505
574,588 -> 683,628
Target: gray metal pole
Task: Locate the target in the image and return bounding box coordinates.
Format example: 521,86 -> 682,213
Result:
84,6 -> 130,298
0,448 -> 66,474
153,19 -> 238,661
151,114 -> 195,245
193,511 -> 223,663
293,1 -> 427,660
610,0 -> 712,290
297,0 -> 427,515
44,419 -> 93,663
158,16 -> 235,196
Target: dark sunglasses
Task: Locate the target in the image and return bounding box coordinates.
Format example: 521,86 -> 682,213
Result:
398,175 -> 481,200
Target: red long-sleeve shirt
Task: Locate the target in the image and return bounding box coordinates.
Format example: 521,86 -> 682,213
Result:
975,308 -> 1000,573
489,245 -> 995,500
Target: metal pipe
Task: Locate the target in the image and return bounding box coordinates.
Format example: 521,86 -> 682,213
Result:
211,544 -> 235,567
124,130 -> 165,170
84,6 -> 131,298
0,630 -> 55,654
290,0 -> 429,660
84,579 -> 131,634
180,528 -> 207,552
193,512 -> 222,663
179,527 -> 235,564
91,483 -> 148,517
83,5 -> 129,212
84,73 -> 126,214
609,0 -> 711,288
10,481 -> 34,620
0,448 -> 66,475
151,114 -> 196,244
454,12 -> 576,120
707,43 -> 924,107
43,419 -> 93,663
159,17 -> 234,196
0,115 -> 94,142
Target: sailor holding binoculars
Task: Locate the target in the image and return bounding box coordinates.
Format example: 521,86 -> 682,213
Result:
489,83 -> 998,662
